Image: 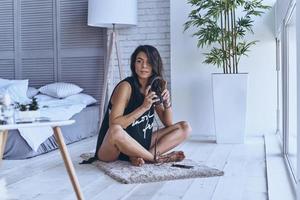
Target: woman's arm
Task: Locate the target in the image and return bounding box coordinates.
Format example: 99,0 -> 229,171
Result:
155,88 -> 173,127
109,82 -> 159,129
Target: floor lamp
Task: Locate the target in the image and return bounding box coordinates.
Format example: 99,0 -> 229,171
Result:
88,0 -> 137,123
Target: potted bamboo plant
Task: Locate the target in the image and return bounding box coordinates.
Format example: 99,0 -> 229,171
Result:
184,0 -> 270,143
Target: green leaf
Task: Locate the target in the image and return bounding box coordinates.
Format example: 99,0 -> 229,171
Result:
204,47 -> 224,67
236,16 -> 254,33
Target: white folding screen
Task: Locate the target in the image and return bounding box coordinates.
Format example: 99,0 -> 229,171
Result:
0,0 -> 15,78
0,0 -> 106,100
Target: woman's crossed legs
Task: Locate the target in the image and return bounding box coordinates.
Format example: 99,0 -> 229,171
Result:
97,121 -> 192,166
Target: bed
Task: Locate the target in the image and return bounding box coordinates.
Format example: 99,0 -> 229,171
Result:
4,105 -> 99,159
0,80 -> 101,160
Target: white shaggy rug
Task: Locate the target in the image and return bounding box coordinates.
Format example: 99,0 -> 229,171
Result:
80,153 -> 224,184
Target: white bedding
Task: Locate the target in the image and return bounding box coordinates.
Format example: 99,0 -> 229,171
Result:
18,98 -> 87,151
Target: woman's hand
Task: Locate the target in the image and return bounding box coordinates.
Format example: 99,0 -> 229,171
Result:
142,86 -> 160,110
162,88 -> 171,109
155,87 -> 173,127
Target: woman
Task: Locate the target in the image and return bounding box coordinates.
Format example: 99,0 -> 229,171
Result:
93,45 -> 191,166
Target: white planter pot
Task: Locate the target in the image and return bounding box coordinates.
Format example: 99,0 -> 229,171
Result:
16,110 -> 40,122
212,73 -> 248,144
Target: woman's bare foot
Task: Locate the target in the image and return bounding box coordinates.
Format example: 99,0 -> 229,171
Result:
129,157 -> 145,167
156,151 -> 185,163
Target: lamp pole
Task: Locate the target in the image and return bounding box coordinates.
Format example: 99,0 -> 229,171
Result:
87,0 -> 137,126
99,24 -> 126,124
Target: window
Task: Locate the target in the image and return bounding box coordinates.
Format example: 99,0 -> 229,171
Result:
283,3 -> 297,181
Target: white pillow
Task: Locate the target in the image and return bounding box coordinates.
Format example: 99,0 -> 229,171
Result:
0,78 -> 11,88
39,82 -> 83,98
65,93 -> 97,106
27,87 -> 39,98
0,80 -> 30,104
0,78 -> 28,87
34,94 -> 58,102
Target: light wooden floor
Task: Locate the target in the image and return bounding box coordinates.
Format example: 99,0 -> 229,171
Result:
0,136 -> 267,200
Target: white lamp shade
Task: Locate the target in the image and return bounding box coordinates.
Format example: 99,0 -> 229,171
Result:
88,0 -> 137,28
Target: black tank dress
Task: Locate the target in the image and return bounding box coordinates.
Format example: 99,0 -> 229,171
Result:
81,76 -> 155,163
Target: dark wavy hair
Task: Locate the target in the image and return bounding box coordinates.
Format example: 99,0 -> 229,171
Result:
130,45 -> 164,85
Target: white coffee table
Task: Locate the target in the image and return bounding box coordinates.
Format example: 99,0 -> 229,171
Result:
0,120 -> 84,200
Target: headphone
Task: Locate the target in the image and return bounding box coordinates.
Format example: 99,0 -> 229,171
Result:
149,76 -> 166,105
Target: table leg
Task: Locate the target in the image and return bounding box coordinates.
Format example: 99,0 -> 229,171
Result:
0,130 -> 8,162
53,126 -> 84,200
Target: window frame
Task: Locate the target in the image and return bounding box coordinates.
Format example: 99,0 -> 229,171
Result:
282,1 -> 297,184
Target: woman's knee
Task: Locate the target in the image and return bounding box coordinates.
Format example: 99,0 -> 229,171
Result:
107,124 -> 126,143
178,121 -> 192,139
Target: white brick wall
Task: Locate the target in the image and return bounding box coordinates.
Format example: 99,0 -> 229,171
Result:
107,0 -> 170,96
